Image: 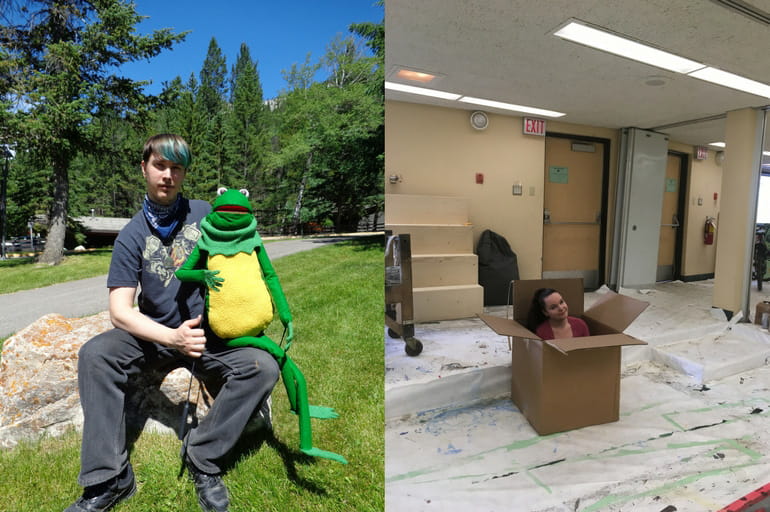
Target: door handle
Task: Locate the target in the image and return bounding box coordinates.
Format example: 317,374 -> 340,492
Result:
661,213 -> 680,228
544,210 -> 601,225
547,220 -> 600,225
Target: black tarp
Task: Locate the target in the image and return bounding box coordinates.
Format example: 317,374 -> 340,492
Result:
477,229 -> 519,306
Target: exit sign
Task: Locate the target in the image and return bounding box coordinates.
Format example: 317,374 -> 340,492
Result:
523,117 -> 546,136
695,146 -> 708,160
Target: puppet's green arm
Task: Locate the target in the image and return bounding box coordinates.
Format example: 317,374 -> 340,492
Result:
257,246 -> 294,344
229,334 -> 347,464
175,246 -> 223,291
257,247 -> 291,324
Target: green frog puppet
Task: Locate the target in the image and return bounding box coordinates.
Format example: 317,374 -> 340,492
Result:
175,188 -> 346,464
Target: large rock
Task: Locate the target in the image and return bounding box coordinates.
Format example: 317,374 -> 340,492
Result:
0,312 -> 211,449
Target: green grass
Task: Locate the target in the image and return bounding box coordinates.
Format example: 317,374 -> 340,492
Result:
0,236 -> 385,511
0,241 -> 288,295
0,249 -> 113,294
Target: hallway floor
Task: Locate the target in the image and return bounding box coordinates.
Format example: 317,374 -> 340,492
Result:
385,280 -> 770,512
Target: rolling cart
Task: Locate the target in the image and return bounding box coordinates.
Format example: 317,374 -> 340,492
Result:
385,231 -> 423,356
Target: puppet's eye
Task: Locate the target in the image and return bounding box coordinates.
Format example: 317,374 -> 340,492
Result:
217,187 -> 227,196
239,189 -> 249,198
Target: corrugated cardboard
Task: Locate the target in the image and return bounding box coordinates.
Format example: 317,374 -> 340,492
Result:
478,278 -> 648,435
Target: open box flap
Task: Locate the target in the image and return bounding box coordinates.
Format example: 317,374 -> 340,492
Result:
584,291 -> 649,333
478,314 -> 538,340
478,314 -> 648,353
546,333 -> 647,353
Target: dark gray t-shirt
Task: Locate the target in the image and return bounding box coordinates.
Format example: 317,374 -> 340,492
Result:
107,199 -> 211,328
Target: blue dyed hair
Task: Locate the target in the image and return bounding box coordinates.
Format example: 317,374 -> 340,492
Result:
142,134 -> 192,169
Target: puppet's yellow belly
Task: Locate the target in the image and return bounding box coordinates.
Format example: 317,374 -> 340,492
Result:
207,251 -> 274,339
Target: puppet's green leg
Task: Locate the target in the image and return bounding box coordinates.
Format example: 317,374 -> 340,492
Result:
281,357 -> 347,463
229,335 -> 285,359
281,358 -> 311,450
228,336 -> 347,464
282,360 -> 337,420
229,336 -> 298,409
229,336 -> 337,418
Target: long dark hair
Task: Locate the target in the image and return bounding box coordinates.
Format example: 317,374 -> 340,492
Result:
526,288 -> 558,332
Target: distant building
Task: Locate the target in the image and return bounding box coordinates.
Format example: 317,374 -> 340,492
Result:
72,216 -> 130,247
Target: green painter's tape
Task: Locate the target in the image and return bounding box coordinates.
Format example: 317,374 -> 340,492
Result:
581,462 -> 758,512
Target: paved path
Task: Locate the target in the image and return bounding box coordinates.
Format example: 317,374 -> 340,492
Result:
0,237 -> 352,339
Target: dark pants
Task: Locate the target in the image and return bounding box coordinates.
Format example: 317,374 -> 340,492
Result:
76,328 -> 279,487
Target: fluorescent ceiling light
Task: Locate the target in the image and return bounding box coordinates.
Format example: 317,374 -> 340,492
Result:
395,69 -> 436,83
458,96 -> 566,118
689,67 -> 770,99
707,144 -> 770,157
554,21 -> 705,74
385,81 -> 462,100
385,81 -> 566,117
555,20 -> 770,99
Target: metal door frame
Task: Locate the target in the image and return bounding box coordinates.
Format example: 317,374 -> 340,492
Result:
664,150 -> 689,282
544,132 -> 611,290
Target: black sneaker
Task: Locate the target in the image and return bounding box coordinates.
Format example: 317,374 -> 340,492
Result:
185,457 -> 230,512
64,465 -> 136,512
245,396 -> 272,434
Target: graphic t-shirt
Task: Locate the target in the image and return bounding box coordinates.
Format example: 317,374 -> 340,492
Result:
108,199 -> 211,328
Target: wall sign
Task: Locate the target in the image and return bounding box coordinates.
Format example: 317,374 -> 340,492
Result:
549,166 -> 568,183
695,146 -> 708,160
523,117 -> 546,136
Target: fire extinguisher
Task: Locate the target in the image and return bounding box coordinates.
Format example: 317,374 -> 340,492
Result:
704,217 -> 716,245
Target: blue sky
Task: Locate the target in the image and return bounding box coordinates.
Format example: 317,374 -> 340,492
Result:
119,1 -> 383,99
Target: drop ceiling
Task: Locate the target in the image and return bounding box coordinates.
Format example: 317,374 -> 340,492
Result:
385,0 -> 770,149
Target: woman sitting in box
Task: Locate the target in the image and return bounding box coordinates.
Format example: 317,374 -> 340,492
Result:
527,288 -> 590,340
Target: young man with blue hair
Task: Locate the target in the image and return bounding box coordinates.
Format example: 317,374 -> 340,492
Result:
65,134 -> 278,512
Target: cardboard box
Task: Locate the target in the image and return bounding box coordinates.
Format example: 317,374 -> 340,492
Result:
478,278 -> 648,435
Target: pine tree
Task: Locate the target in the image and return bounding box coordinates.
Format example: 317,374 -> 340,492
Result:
198,38 -> 228,117
193,38 -> 228,199
178,73 -> 202,145
2,0 -> 187,264
224,43 -> 268,199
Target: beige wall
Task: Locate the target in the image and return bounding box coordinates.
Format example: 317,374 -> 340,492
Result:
386,101 -> 546,278
669,141 -> 722,278
386,100 -> 722,282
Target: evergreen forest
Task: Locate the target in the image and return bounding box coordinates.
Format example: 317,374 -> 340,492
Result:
0,1 -> 384,264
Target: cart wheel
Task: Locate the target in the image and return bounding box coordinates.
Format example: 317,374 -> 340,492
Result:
404,337 -> 423,357
387,328 -> 401,339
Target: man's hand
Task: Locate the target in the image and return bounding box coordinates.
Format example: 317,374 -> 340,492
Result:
203,270 -> 224,292
171,315 -> 207,358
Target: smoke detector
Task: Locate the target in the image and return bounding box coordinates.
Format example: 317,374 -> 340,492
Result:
470,111 -> 489,130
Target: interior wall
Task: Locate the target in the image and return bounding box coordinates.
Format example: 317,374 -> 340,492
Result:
669,141 -> 722,279
385,101 -> 623,279
385,101 -> 545,277
385,99 -> 722,284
